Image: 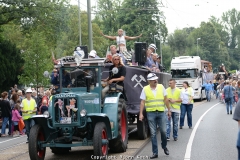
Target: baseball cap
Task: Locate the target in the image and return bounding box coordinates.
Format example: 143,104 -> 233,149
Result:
147,73 -> 158,80
148,44 -> 157,50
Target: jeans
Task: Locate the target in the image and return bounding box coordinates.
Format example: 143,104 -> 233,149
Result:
8,115 -> 12,135
206,90 -> 211,101
214,90 -> 219,99
147,111 -> 167,155
24,119 -> 35,139
225,98 -> 232,113
237,129 -> 240,160
180,104 -> 193,127
1,117 -> 9,134
166,112 -> 180,138
101,85 -> 109,100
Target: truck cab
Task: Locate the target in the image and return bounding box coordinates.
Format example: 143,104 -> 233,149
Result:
171,56 -> 206,100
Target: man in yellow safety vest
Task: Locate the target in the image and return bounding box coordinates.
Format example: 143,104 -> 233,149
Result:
166,79 -> 182,141
20,88 -> 37,143
139,73 -> 171,159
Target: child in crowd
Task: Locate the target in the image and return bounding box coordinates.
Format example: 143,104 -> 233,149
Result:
12,104 -> 22,137
40,99 -> 48,114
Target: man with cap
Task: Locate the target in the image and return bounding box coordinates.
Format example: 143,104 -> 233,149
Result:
20,88 -> 37,143
144,44 -> 156,69
139,73 -> 171,158
89,50 -> 100,59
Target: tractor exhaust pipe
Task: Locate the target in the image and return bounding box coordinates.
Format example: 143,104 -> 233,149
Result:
85,76 -> 92,93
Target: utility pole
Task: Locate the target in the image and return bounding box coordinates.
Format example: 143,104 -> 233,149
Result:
159,16 -> 163,65
78,0 -> 82,46
87,0 -> 93,50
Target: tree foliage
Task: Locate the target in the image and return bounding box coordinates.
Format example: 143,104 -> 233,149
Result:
0,38 -> 24,91
18,31 -> 52,88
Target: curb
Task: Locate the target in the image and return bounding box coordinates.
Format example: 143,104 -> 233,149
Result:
132,137 -> 151,157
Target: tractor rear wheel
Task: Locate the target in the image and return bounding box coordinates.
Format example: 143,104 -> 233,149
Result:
93,122 -> 108,159
29,125 -> 46,160
109,98 -> 128,153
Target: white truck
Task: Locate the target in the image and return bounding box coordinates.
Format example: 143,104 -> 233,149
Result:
170,56 -> 213,100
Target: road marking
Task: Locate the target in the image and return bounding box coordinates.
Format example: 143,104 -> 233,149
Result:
0,135 -> 26,144
184,103 -> 220,160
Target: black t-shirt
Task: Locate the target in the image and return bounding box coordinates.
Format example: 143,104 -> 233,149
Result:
213,83 -> 219,90
109,65 -> 126,86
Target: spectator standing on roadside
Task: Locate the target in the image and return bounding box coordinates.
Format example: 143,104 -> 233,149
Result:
0,92 -> 11,137
20,88 -> 37,143
12,104 -> 22,137
17,90 -> 23,102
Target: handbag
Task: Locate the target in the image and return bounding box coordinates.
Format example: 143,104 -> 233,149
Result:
109,83 -> 123,92
19,119 -> 25,132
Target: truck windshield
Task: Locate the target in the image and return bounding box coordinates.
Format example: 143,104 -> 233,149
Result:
172,69 -> 198,78
61,67 -> 98,88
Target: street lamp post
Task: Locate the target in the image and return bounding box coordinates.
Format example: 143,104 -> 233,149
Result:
78,0 -> 82,46
158,16 -> 163,65
87,0 -> 93,50
197,38 -> 201,56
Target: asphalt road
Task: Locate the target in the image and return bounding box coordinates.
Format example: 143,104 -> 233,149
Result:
135,99 -> 238,160
1,100 -> 236,160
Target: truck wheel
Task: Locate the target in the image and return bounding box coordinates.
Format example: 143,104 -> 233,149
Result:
109,98 -> 128,153
137,117 -> 149,140
29,125 -> 46,160
51,147 -> 70,154
200,91 -> 203,101
93,122 -> 108,159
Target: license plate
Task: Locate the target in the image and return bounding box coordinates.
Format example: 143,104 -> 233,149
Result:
60,117 -> 71,124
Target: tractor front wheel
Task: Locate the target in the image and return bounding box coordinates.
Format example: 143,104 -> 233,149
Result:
93,122 -> 108,159
29,125 -> 46,160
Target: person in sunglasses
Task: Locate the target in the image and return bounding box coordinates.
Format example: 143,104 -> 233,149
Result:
102,54 -> 126,99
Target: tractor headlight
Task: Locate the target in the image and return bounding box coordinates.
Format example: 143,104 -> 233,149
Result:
80,109 -> 87,117
43,111 -> 50,118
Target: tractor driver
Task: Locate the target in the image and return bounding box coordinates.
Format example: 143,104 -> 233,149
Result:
102,54 -> 126,99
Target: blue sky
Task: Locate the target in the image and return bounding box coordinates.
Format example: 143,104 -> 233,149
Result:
71,0 -> 240,34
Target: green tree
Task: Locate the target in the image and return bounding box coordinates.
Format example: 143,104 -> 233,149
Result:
191,22 -> 229,69
18,31 -> 52,88
118,0 -> 166,49
167,29 -> 188,56
0,38 -> 24,91
94,0 -> 120,33
222,8 -> 240,49
53,6 -> 109,58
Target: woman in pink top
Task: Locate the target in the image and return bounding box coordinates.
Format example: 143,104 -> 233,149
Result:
12,104 -> 22,137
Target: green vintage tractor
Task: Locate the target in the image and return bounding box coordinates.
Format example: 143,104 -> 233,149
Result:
28,58 -> 128,160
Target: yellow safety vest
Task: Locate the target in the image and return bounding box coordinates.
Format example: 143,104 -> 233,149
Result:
22,98 -> 36,120
166,87 -> 181,109
144,84 -> 165,112
182,87 -> 194,104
